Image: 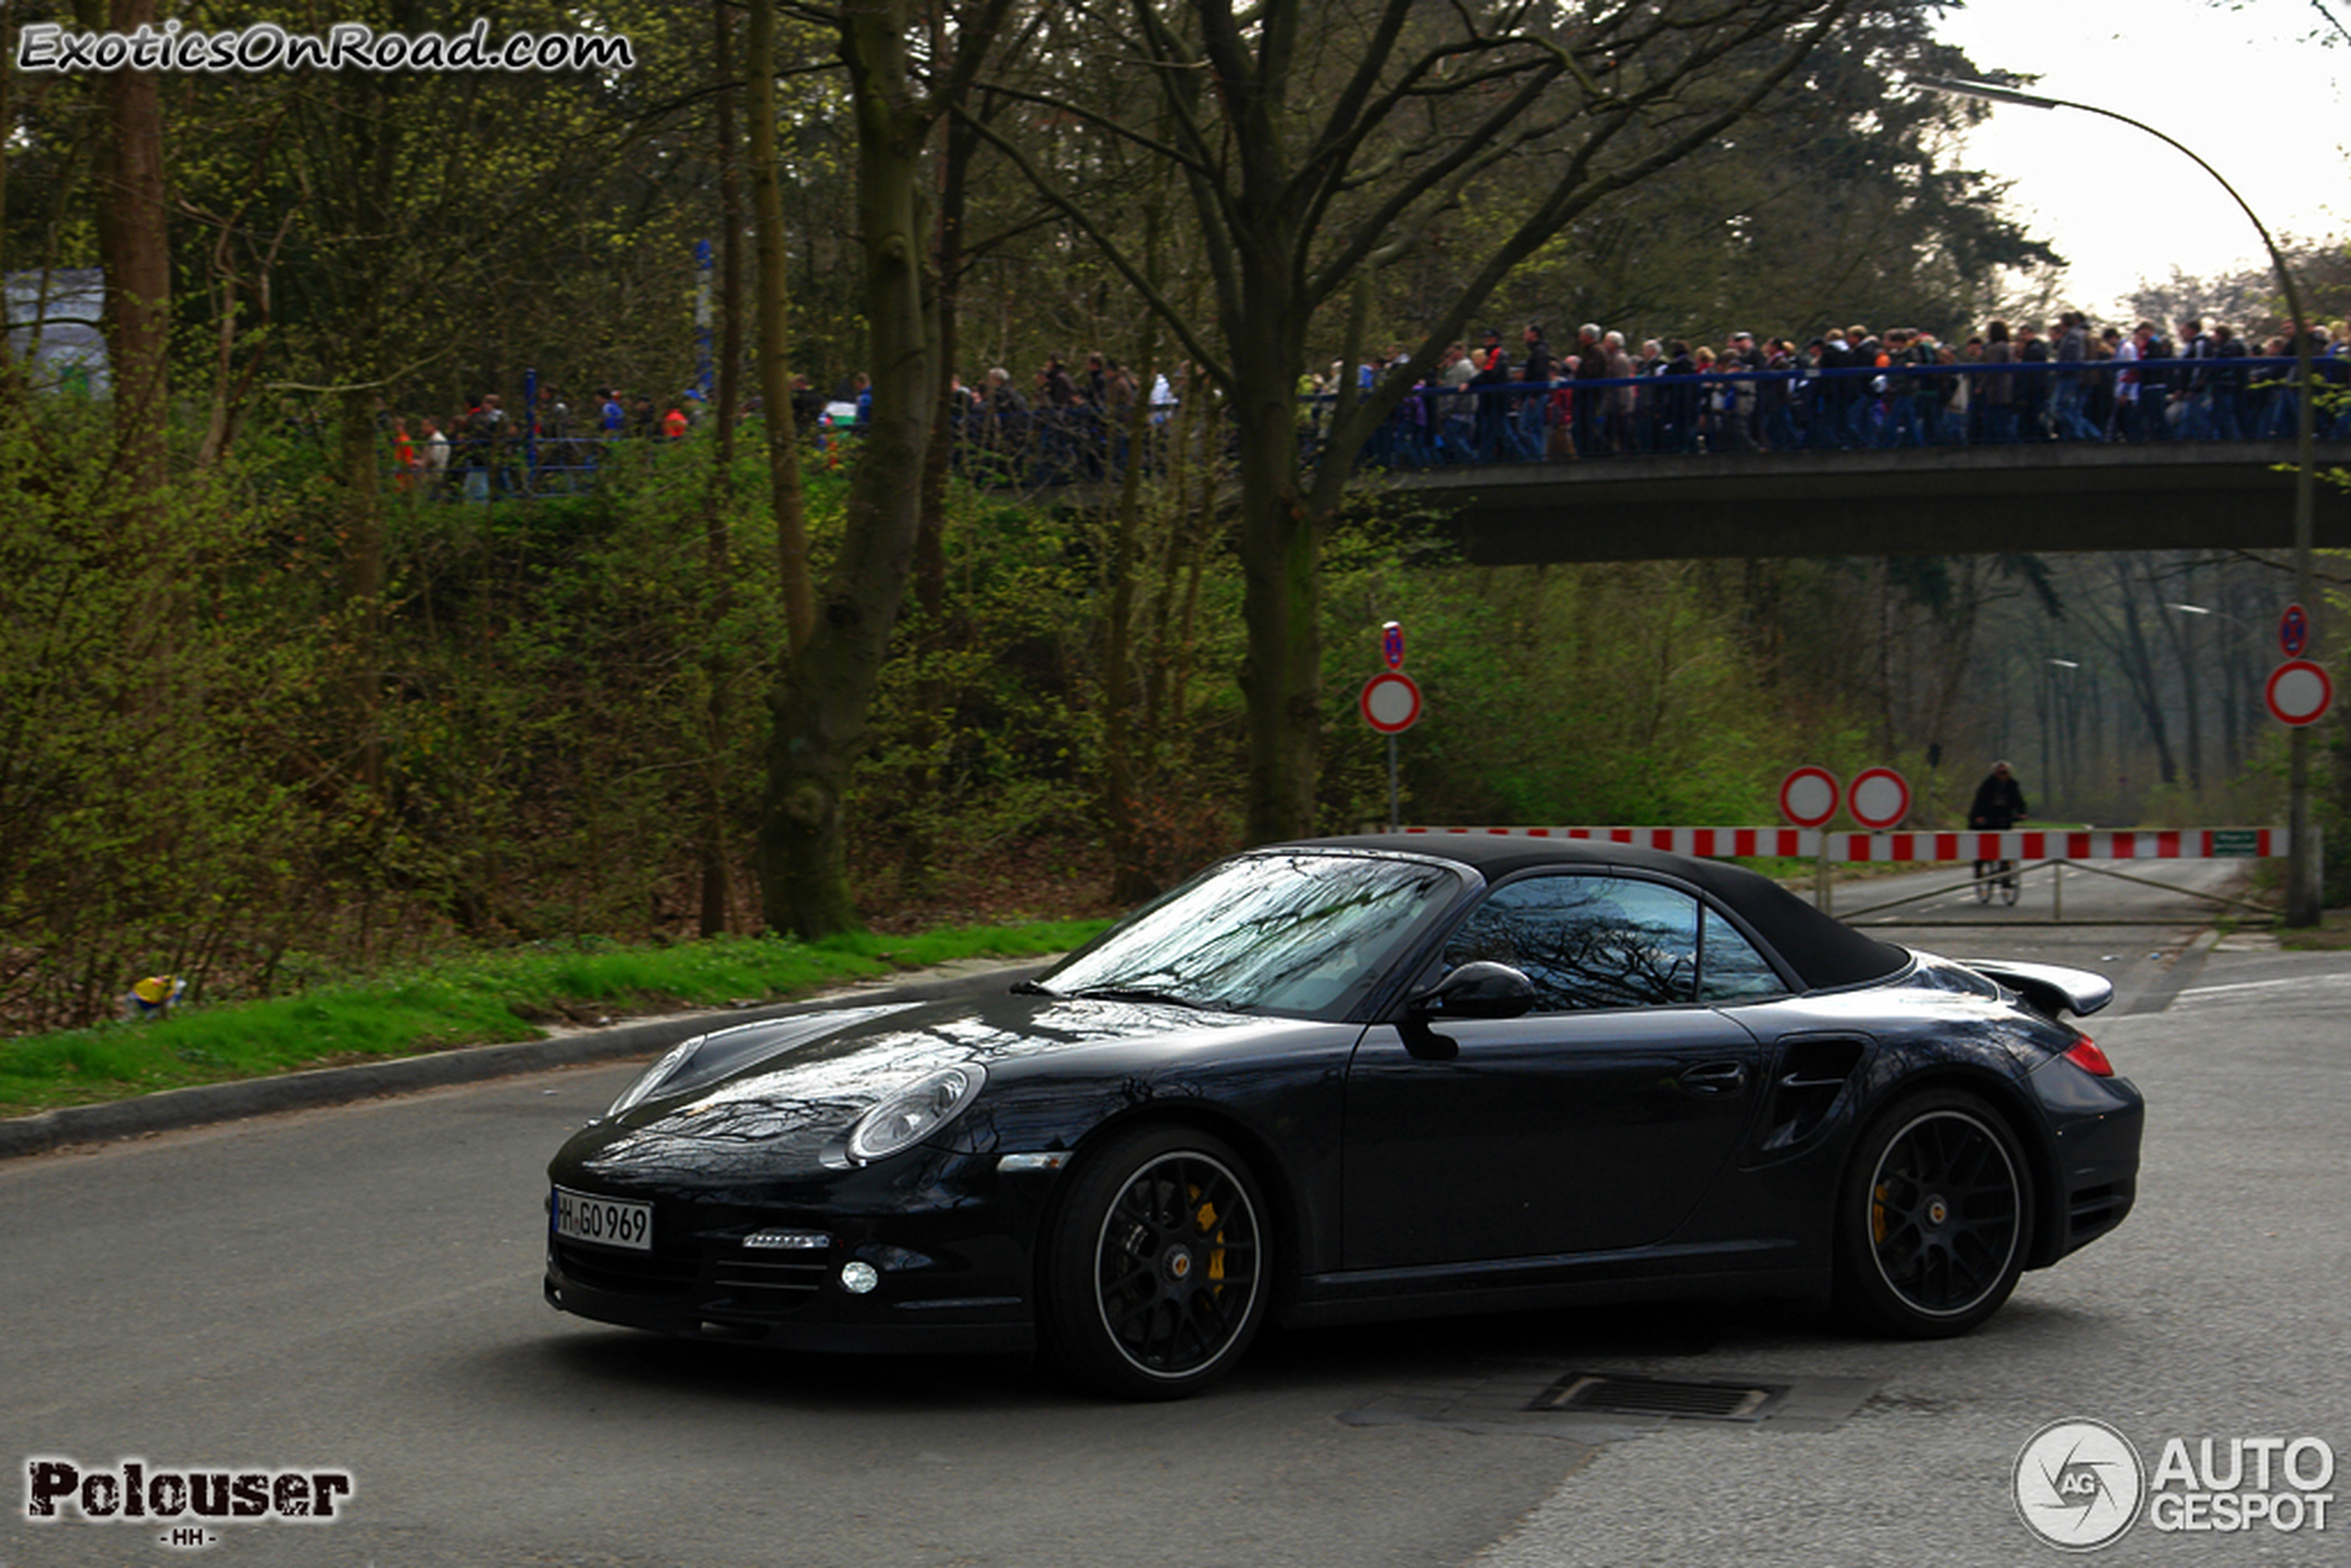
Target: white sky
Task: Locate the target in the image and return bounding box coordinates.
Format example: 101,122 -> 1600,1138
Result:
1929,0 -> 2347,316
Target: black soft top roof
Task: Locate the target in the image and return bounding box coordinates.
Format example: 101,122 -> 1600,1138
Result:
1295,833 -> 1910,993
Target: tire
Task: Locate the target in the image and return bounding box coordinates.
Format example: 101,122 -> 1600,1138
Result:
1039,1125 -> 1271,1400
1835,1089 -> 2033,1338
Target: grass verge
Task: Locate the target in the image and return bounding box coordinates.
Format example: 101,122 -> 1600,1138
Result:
2277,907 -> 2351,952
0,921 -> 1109,1121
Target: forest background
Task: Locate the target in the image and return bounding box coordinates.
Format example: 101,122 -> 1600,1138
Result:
4,0 -> 2348,1035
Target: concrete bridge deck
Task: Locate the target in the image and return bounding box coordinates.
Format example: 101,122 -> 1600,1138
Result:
1383,440 -> 2351,564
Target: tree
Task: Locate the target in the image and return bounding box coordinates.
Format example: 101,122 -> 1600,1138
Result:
91,0 -> 169,507
756,0 -> 1014,938
976,0 -> 1863,843
748,0 -> 817,659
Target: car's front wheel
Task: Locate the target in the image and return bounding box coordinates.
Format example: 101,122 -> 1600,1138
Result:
1039,1125 -> 1270,1400
1836,1089 -> 2033,1338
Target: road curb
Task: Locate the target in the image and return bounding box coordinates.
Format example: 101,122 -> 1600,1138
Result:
0,957 -> 1052,1163
2121,927 -> 2224,1015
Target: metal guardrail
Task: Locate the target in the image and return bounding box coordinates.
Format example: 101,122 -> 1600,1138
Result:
1835,859 -> 2279,925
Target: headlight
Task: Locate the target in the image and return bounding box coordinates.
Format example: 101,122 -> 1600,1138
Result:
846,1064 -> 987,1164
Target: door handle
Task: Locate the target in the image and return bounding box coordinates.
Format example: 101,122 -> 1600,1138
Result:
1679,1062 -> 1748,1094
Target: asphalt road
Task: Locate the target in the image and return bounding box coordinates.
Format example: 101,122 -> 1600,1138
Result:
4,865 -> 2344,1568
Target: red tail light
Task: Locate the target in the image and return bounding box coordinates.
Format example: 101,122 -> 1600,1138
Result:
2063,1036 -> 2114,1077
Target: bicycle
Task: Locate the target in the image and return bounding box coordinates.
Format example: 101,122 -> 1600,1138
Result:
1972,858 -> 2021,905
1972,814 -> 2023,906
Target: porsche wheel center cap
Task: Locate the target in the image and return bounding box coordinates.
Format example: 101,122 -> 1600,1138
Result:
1164,1247 -> 1194,1282
1926,1197 -> 1950,1227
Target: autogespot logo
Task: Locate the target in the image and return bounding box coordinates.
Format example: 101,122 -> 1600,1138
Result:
2014,1419 -> 2146,1551
2014,1419 -> 2339,1551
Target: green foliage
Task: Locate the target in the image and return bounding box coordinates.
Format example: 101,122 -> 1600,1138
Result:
859,499 -> 1095,858
1319,525 -> 1814,831
0,919 -> 1109,1115
0,404 -> 336,1028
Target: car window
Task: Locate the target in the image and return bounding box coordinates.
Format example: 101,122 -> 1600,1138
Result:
1442,874 -> 1701,1012
1698,907 -> 1790,1002
1043,851 -> 1464,1017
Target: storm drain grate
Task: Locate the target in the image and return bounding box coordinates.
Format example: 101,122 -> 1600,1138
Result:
1339,1366 -> 1878,1439
1530,1372 -> 1789,1423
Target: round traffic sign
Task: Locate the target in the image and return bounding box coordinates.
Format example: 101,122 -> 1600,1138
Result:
2281,603 -> 2309,659
1848,766 -> 1911,829
1360,670 -> 1422,734
2265,659 -> 2332,727
1778,766 -> 1839,828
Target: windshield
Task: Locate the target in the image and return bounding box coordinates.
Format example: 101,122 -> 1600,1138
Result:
1037,851 -> 1463,1018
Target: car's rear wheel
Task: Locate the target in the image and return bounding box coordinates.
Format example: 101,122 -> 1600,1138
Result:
1039,1125 -> 1269,1400
1837,1089 -> 2033,1338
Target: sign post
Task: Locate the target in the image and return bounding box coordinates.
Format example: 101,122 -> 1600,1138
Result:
1779,767 -> 1840,914
1362,622 -> 1421,830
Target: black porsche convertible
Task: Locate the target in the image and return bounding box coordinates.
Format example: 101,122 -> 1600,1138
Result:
545,834 -> 2142,1399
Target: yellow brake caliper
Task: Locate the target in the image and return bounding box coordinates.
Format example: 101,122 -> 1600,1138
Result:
1191,1187 -> 1225,1284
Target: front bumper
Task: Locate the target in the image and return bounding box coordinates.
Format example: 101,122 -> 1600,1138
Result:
541,1144 -> 1058,1355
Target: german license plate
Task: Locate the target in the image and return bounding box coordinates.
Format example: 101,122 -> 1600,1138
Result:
552,1187 -> 653,1251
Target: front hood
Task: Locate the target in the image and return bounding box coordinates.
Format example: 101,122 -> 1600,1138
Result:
583,991 -> 1272,1163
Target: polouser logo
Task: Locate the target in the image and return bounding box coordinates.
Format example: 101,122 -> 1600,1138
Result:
2014,1418 -> 2146,1551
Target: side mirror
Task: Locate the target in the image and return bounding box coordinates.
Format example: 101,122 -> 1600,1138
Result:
1407,961 -> 1536,1020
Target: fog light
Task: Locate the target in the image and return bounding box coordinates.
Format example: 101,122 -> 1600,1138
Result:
743,1228 -> 831,1251
840,1261 -> 880,1295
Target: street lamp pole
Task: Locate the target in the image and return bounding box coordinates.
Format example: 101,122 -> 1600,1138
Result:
2046,658 -> 2081,813
1918,78 -> 2321,924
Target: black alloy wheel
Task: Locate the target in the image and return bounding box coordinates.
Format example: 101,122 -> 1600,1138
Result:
1836,1089 -> 2033,1338
1040,1125 -> 1270,1400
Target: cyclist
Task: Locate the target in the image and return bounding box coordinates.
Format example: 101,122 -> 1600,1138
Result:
1970,760 -> 2028,897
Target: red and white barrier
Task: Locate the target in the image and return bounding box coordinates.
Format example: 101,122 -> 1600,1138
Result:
1398,826 -> 1819,857
1826,828 -> 2285,863
1396,826 -> 2288,862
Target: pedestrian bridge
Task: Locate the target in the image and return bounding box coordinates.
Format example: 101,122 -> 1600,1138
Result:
1332,354 -> 2350,562
458,357 -> 2351,562
1399,439 -> 2349,564
972,356 -> 2351,562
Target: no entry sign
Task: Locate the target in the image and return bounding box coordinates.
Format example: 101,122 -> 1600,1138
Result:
1360,670 -> 1422,734
2266,660 -> 2333,727
1779,766 -> 1839,828
1848,767 -> 1912,830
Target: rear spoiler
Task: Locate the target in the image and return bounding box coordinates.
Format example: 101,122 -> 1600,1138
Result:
1961,959 -> 2115,1019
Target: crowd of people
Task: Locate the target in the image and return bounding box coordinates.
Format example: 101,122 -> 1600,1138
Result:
941,315 -> 2350,481
379,309 -> 2350,496
1341,314 -> 2351,467
382,382 -> 708,498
